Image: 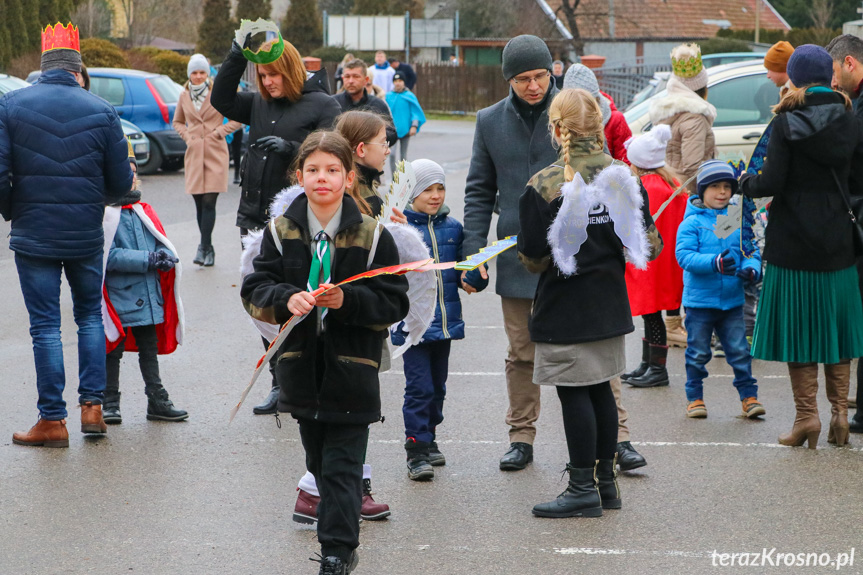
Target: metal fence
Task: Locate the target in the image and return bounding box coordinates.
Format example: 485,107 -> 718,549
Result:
594,60 -> 670,110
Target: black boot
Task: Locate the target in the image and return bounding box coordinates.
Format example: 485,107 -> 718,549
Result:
626,343 -> 669,387
596,457 -> 622,509
621,338 -> 649,382
253,385 -> 279,415
499,441 -> 533,471
203,245 -> 215,267
103,391 -> 122,424
145,386 -> 189,421
193,244 -> 205,266
532,464 -> 603,518
428,440 -> 446,466
617,441 -> 647,471
405,438 -> 434,481
311,550 -> 359,575
850,412 -> 863,433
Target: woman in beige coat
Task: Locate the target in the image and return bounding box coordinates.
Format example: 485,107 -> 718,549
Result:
173,54 -> 242,266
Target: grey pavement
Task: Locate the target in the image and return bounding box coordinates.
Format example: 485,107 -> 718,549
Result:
1,120 -> 862,575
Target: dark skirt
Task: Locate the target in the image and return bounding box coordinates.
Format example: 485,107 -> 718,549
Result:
752,263 -> 863,363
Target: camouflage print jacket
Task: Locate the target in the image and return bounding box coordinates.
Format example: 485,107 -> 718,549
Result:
355,163 -> 384,218
241,194 -> 409,424
517,136 -> 663,345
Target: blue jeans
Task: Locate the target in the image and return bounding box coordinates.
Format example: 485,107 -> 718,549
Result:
684,306 -> 757,402
402,339 -> 450,443
15,253 -> 106,420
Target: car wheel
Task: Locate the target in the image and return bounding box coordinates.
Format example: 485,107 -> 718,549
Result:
138,139 -> 162,175
161,157 -> 184,172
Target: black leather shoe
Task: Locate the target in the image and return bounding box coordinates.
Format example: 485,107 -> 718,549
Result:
193,244 -> 205,266
253,386 -> 279,415
617,441 -> 647,471
850,412 -> 863,433
499,442 -> 533,471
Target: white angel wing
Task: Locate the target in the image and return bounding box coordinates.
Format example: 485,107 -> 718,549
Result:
268,185 -> 304,219
591,165 -> 649,270
239,229 -> 281,343
548,172 -> 592,276
385,223 -> 437,358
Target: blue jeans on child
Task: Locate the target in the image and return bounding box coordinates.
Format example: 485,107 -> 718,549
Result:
15,252 -> 106,420
684,306 -> 757,402
402,339 -> 450,443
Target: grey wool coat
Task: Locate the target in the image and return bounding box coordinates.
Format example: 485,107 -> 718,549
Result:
463,86 -> 560,299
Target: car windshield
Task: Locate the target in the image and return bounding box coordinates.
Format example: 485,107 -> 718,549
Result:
148,75 -> 180,104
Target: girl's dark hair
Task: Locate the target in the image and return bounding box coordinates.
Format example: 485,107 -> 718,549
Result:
294,131 -> 371,215
694,86 -> 707,99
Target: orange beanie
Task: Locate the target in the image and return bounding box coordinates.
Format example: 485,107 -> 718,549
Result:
764,41 -> 794,73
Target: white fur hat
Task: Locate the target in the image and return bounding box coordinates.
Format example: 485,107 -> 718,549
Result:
624,124 -> 672,170
670,44 -> 708,92
187,54 -> 209,78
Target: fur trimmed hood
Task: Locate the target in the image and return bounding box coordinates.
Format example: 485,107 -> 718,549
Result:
649,76 -> 717,125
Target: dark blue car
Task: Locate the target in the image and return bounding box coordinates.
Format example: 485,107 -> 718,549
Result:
87,68 -> 187,174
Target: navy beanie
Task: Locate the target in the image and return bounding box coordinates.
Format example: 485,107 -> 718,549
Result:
697,160 -> 738,199
786,44 -> 833,87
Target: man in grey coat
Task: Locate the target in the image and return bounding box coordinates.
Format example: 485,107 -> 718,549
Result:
461,35 -> 558,470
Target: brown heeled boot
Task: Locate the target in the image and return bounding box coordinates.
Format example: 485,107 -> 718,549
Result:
778,362 -> 821,449
824,360 -> 851,446
12,418 -> 69,448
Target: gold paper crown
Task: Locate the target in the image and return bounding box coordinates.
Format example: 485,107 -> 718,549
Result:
42,22 -> 80,53
671,44 -> 703,79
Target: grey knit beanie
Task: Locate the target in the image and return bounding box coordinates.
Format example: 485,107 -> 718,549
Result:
563,64 -> 612,125
501,35 -> 552,80
41,48 -> 82,73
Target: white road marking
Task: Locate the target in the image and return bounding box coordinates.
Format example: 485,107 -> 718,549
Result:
383,371 -> 788,379
553,547 -> 708,558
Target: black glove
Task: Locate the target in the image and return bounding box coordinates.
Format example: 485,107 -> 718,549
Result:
736,266 -> 761,284
230,32 -> 252,56
254,136 -> 294,156
149,251 -> 178,272
462,263 -> 489,292
712,249 -> 737,275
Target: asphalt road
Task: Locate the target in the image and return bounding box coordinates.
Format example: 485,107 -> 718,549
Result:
1,120 -> 862,575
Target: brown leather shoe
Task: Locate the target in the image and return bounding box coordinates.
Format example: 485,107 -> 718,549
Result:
13,418 -> 69,448
80,401 -> 107,434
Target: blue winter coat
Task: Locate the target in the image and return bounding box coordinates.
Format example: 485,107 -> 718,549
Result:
392,205 -> 465,344
675,196 -> 761,310
105,208 -> 169,327
0,70 -> 133,259
385,89 -> 426,139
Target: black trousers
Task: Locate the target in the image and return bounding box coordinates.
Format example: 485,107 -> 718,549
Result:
297,417 -> 369,561
556,382 -> 618,468
105,324 -> 161,395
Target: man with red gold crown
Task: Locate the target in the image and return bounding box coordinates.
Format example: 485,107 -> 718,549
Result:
0,22 -> 134,448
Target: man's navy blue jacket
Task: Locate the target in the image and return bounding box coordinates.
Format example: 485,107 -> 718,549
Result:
0,69 -> 133,259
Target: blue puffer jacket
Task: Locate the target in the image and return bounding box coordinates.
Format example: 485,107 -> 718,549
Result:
676,196 -> 761,310
0,70 -> 133,259
106,207 -> 170,327
392,205 -> 465,344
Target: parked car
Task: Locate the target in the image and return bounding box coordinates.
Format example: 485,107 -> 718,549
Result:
624,61 -> 781,162
0,74 -> 33,96
87,68 -> 186,175
122,119 -> 150,165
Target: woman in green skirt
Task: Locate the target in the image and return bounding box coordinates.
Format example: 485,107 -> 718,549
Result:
740,45 -> 863,449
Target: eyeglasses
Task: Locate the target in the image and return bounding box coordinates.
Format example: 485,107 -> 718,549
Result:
365,141 -> 390,149
511,71 -> 551,86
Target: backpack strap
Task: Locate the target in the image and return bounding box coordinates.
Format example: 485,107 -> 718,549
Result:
367,222 -> 383,269
269,219 -> 282,255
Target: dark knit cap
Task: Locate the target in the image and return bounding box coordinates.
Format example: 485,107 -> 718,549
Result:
41,48 -> 82,73
501,35 -> 552,81
786,44 -> 833,87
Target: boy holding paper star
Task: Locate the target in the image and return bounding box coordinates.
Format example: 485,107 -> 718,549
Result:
675,160 -> 763,420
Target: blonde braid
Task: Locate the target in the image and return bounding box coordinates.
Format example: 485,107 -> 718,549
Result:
560,124 -> 574,182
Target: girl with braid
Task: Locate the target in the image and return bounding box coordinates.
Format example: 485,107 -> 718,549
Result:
518,89 -> 660,518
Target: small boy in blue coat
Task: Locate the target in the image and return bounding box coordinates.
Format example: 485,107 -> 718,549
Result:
392,159 -> 486,481
675,160 -> 765,420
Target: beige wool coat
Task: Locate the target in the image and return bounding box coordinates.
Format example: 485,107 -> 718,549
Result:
173,84 -> 243,195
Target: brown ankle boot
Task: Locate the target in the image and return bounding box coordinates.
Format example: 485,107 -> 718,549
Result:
779,362 -> 821,449
80,401 -> 107,434
824,360 -> 851,446
12,418 -> 69,448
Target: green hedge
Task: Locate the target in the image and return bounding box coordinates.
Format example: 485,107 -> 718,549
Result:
80,38 -> 129,69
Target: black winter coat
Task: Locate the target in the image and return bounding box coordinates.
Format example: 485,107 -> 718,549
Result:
332,90 -> 397,146
211,51 -> 341,230
740,90 -> 863,272
241,194 -> 409,424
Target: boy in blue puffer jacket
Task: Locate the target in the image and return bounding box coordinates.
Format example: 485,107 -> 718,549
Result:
676,160 -> 765,420
392,159 -> 485,481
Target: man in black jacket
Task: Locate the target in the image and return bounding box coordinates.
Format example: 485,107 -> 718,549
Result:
333,58 -> 397,146
827,33 -> 863,434
388,57 -> 417,91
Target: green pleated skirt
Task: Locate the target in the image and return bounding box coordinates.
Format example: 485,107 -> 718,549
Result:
752,263 -> 863,363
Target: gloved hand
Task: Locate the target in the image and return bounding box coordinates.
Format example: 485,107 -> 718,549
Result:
148,251 -> 178,272
736,266 -> 761,284
712,249 -> 737,275
230,32 -> 252,56
463,264 -> 489,292
254,136 -> 294,156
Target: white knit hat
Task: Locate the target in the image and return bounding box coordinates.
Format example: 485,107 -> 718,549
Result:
670,44 -> 708,92
187,53 -> 209,78
410,159 -> 446,202
624,124 -> 672,170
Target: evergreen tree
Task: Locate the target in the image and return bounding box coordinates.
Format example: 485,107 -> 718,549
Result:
282,0 -> 322,55
8,0 -> 30,58
0,0 -> 12,68
235,0 -> 272,21
23,1 -> 43,53
388,0 -> 423,16
351,0 -> 389,15
197,0 -> 236,60
318,0 -> 354,14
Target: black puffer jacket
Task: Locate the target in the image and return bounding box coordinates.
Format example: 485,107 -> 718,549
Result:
211,51 -> 341,230
741,90 -> 863,272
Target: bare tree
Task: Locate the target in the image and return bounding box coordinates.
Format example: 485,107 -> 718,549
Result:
554,0 -> 585,57
808,0 -> 834,29
116,0 -> 200,47
73,0 -> 112,39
